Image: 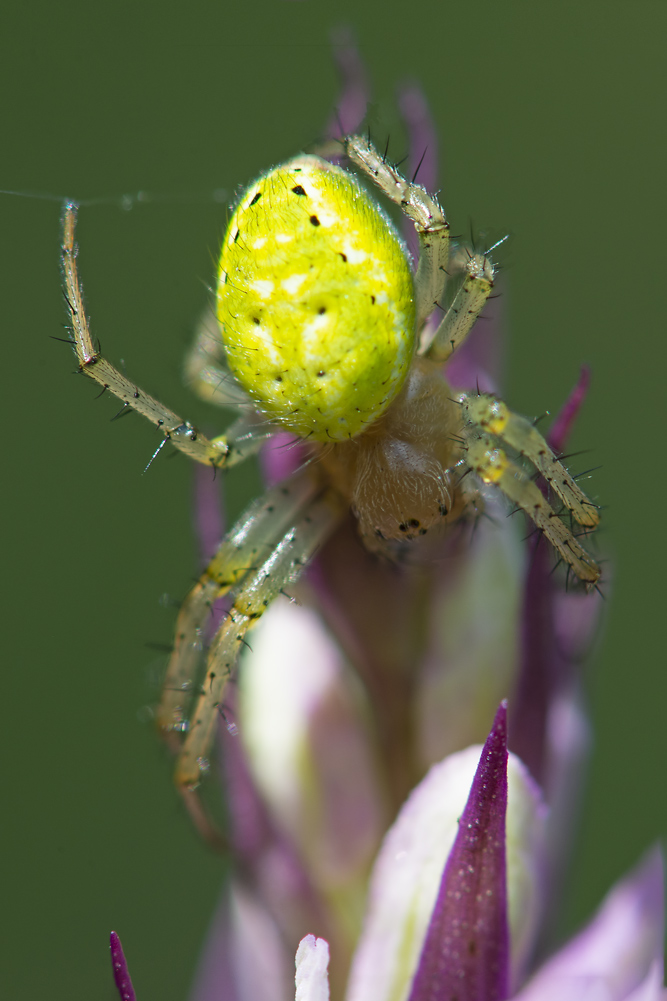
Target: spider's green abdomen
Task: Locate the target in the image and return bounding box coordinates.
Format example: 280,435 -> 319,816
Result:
217,155 -> 416,441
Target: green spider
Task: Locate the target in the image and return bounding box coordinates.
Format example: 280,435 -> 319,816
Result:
62,135 -> 599,791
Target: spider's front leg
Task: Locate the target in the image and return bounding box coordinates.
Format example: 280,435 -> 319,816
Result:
166,481 -> 343,790
344,136 -> 450,330
463,424 -> 600,584
344,136 -> 497,363
462,394 -> 600,528
62,204 -> 264,469
423,250 -> 496,363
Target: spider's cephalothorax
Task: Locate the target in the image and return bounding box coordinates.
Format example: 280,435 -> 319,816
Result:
63,135 -> 600,791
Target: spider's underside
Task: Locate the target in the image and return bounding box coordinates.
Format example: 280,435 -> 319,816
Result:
62,135 -> 600,791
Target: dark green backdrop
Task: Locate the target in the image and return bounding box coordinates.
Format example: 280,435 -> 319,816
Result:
2,2 -> 665,998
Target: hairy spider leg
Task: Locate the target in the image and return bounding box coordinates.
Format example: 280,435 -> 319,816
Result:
424,252 -> 495,363
344,136 -> 450,331
157,470 -> 321,737
174,488 -> 343,789
462,395 -> 600,528
184,306 -> 251,409
62,204 -> 236,468
465,434 -> 600,584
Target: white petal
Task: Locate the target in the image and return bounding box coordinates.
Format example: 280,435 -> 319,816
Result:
239,597 -> 385,886
295,936 -> 330,1001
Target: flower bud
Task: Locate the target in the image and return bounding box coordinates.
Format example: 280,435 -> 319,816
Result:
238,597 -> 386,894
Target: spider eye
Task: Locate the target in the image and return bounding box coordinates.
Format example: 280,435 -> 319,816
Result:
217,156 -> 416,442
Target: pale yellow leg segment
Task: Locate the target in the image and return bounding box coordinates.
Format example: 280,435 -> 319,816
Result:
465,435 -> 600,584
424,253 -> 495,362
174,488 -> 343,789
344,136 -> 450,330
184,306 -> 251,408
220,414 -> 279,469
462,395 -> 600,528
156,471 -> 320,736
62,204 -> 232,468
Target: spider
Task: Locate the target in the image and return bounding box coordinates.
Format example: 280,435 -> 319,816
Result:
62,134 -> 600,791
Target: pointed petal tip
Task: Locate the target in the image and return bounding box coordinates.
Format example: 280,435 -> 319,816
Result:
409,707 -> 510,1001
547,365 -> 592,454
396,81 -> 439,196
109,931 -> 137,1001
478,700 -> 509,781
327,25 -> 368,139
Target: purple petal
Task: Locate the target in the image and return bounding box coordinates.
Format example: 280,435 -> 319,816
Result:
189,883 -> 291,1001
408,702 -> 510,1001
110,931 -> 137,1001
308,517 -> 430,813
513,848 -> 665,1001
260,432 -> 308,488
218,715 -> 330,930
188,891 -> 240,1001
192,461 -> 229,641
193,462 -> 225,566
326,26 -> 369,139
507,533 -> 558,789
189,716 -> 340,1001
397,83 -> 439,260
547,365 -> 591,455
625,961 -> 667,1001
397,84 -> 439,196
509,367 -> 600,788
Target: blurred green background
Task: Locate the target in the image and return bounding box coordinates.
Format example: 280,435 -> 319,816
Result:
2,1 -> 665,997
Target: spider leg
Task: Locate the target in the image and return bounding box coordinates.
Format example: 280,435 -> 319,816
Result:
423,252 -> 495,362
62,204 -> 239,468
174,487 -> 343,789
184,305 -> 251,408
156,470 -> 321,738
465,434 -> 600,584
344,135 -> 450,330
462,395 -> 600,528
